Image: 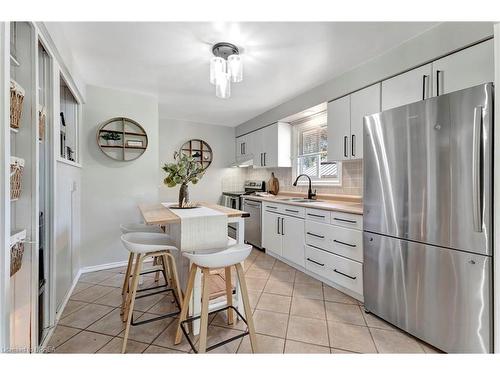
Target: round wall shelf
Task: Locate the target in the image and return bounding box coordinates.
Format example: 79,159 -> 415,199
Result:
97,117 -> 148,161
180,139 -> 213,170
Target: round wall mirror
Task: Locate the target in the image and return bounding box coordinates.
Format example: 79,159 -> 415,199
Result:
180,139 -> 213,170
97,117 -> 148,161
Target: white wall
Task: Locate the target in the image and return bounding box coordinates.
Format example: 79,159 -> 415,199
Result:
81,85 -> 159,268
237,22 -> 494,135
158,119 -> 235,205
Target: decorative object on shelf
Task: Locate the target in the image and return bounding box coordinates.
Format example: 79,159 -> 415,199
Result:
268,172 -> 280,195
209,42 -> 243,99
100,131 -> 122,146
60,112 -> 66,158
10,79 -> 25,129
10,229 -> 26,277
10,157 -> 24,201
66,147 -> 75,162
97,117 -> 148,161
126,139 -> 143,147
38,106 -> 46,141
162,151 -> 205,208
180,139 -> 213,170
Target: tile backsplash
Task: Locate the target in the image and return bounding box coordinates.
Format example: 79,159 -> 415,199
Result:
222,160 -> 363,196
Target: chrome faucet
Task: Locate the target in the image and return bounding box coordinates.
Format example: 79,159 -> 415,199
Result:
293,174 -> 317,200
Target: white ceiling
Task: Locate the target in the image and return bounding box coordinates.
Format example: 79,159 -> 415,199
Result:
55,22 -> 438,127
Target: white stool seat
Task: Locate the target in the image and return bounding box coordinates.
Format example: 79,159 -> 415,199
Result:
121,232 -> 177,254
120,223 -> 163,234
183,244 -> 252,269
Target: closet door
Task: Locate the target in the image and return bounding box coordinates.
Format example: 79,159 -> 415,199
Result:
432,39 -> 494,96
327,95 -> 351,162
381,63 -> 432,111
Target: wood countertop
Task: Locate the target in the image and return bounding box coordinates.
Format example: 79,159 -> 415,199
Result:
139,202 -> 249,225
244,194 -> 363,215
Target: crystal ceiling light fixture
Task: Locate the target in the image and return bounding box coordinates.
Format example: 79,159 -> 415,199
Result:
210,42 -> 242,99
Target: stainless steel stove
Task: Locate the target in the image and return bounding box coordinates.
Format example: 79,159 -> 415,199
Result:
222,180 -> 265,247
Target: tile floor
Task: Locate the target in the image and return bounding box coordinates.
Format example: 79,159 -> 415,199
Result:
46,249 -> 441,354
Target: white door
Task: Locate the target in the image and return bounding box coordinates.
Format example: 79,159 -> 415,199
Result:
251,128 -> 265,168
327,95 -> 351,162
350,83 -> 380,159
432,39 -> 494,96
236,133 -> 251,161
262,211 -> 282,256
281,215 -> 305,267
381,63 -> 432,111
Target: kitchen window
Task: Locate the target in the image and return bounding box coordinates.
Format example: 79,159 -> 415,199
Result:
292,111 -> 341,186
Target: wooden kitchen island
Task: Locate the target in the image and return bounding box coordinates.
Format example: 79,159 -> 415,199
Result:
138,202 -> 249,335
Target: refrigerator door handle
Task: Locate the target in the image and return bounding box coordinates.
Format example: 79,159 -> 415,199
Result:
472,106 -> 483,233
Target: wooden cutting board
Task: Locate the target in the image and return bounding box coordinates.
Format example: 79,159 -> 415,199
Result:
268,172 -> 279,195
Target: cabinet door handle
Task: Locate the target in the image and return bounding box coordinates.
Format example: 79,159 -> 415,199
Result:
422,74 -> 429,100
333,239 -> 356,248
307,258 -> 325,267
243,143 -> 245,154
285,208 -> 299,213
351,134 -> 355,157
277,217 -> 280,235
307,232 -> 325,239
281,217 -> 285,236
333,269 -> 357,280
264,152 -> 266,166
333,217 -> 357,224
343,136 -> 348,158
267,205 -> 277,209
307,213 -> 325,218
436,70 -> 442,96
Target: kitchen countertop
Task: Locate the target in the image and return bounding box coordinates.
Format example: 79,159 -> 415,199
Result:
244,193 -> 363,215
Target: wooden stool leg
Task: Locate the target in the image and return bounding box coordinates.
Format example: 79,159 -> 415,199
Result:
235,263 -> 258,353
154,256 -> 160,283
224,266 -> 234,325
121,253 -> 144,353
166,253 -> 183,303
198,267 -> 211,353
175,264 -> 197,345
120,252 -> 134,316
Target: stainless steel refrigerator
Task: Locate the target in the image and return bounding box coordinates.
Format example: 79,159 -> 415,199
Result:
363,83 -> 493,353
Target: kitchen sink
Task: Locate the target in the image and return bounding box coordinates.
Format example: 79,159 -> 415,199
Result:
278,198 -> 323,203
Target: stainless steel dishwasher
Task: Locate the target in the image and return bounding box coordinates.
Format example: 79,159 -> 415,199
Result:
242,198 -> 262,249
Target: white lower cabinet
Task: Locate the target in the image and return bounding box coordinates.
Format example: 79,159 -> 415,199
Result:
262,209 -> 305,267
305,245 -> 363,296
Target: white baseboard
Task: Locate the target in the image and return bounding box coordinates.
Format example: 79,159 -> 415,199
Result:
79,259 -> 130,274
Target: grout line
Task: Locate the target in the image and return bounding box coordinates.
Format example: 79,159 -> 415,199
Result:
322,284 -> 333,349
358,305 -> 379,353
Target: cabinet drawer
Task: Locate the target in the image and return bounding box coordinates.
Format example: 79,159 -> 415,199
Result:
281,205 -> 305,218
263,202 -> 283,213
330,211 -> 363,230
305,221 -> 331,250
305,245 -> 363,296
305,208 -> 330,223
329,226 -> 363,262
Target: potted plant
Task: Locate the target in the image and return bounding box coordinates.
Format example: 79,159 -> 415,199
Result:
162,151 -> 205,207
100,131 -> 121,146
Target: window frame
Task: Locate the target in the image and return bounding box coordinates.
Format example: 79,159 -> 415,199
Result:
292,112 -> 342,187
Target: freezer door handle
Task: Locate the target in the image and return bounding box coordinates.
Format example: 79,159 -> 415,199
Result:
472,106 -> 483,233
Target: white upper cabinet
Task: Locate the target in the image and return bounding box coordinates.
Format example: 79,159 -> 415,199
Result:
432,39 -> 494,96
235,133 -> 252,161
328,84 -> 380,161
350,83 -> 380,159
242,122 -> 291,168
327,95 -> 350,161
381,63 -> 432,111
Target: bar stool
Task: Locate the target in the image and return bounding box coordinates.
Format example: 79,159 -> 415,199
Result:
120,223 -> 169,303
174,243 -> 258,353
120,232 -> 184,353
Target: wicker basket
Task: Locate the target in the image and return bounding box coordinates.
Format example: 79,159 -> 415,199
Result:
39,106 -> 46,141
10,230 -> 26,277
10,157 -> 24,201
10,79 -> 25,129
